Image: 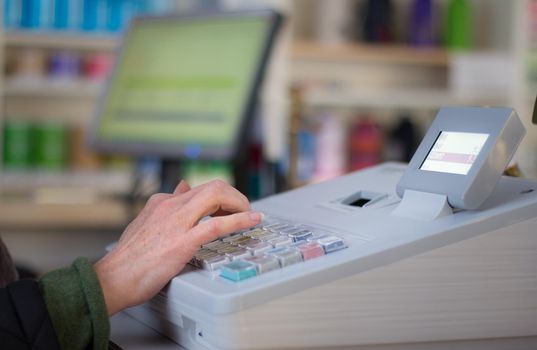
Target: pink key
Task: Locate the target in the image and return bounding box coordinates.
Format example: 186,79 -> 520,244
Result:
296,242 -> 325,260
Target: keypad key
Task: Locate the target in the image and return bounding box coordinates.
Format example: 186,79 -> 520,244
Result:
216,244 -> 240,254
288,229 -> 313,242
268,236 -> 293,248
202,240 -> 227,250
222,233 -> 246,243
263,223 -> 292,232
202,255 -> 229,271
317,236 -> 347,253
295,242 -> 325,260
266,247 -> 303,267
228,236 -> 252,246
256,232 -> 280,242
238,238 -> 260,248
226,248 -> 252,260
280,227 -> 306,235
220,260 -> 257,282
245,241 -> 273,255
243,228 -> 266,238
306,232 -> 329,242
243,256 -> 280,274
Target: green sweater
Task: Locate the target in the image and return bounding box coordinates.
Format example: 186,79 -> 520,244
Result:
39,258 -> 110,350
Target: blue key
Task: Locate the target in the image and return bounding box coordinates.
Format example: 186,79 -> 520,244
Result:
220,260 -> 257,282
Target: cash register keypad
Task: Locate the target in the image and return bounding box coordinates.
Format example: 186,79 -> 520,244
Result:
190,217 -> 348,282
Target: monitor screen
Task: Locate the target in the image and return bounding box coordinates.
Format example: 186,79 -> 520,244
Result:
420,131 -> 489,175
91,11 -> 280,159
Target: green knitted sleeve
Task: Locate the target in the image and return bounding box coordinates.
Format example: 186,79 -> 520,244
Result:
39,257 -> 110,350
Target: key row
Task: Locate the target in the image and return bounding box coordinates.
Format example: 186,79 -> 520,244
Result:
219,236 -> 347,282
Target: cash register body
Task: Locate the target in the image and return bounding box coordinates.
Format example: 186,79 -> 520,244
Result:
124,162 -> 537,349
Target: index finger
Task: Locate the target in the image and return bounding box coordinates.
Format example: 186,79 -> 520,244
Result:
179,181 -> 250,226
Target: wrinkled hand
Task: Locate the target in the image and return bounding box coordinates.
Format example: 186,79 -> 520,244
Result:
94,180 -> 262,315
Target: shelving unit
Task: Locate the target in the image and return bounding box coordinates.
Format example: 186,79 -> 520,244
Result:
0,27 -> 125,232
287,0 -> 537,187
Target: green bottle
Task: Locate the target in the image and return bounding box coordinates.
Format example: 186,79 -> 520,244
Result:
32,122 -> 68,170
2,120 -> 32,169
445,0 -> 472,50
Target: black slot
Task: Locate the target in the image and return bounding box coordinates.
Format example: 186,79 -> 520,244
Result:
348,198 -> 371,207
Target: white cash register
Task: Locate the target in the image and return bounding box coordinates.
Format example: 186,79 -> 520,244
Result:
110,106 -> 537,349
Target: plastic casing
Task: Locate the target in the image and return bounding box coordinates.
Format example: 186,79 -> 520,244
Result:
396,107 -> 526,209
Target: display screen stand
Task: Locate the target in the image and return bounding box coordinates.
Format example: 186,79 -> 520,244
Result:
392,189 -> 452,221
160,159 -> 182,193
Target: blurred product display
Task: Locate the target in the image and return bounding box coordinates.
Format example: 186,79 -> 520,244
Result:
6,48 -> 114,88
32,121 -> 68,170
82,53 -> 114,80
444,0 -> 472,49
291,112 -> 421,185
387,116 -> 418,162
348,118 -> 383,171
3,0 -> 177,32
2,120 -> 33,169
360,0 -> 394,43
48,51 -> 80,81
11,48 -> 46,82
410,0 -> 436,46
313,115 -> 346,183
296,128 -> 316,182
330,0 -> 473,49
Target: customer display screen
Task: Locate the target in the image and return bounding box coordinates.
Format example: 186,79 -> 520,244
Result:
95,16 -> 268,151
420,131 -> 489,175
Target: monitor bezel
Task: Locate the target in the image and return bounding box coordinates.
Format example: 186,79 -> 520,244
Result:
396,107 -> 524,209
88,9 -> 283,160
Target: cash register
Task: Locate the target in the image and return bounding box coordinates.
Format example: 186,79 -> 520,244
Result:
91,9 -> 537,350
109,106 -> 537,350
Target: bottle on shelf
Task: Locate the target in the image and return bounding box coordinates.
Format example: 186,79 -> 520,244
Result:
445,0 -> 472,50
2,120 -> 33,170
313,115 -> 346,183
410,0 -> 437,47
359,0 -> 394,43
348,117 -> 383,171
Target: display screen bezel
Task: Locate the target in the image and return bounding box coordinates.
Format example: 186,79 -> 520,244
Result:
395,107 -> 521,209
89,10 -> 283,160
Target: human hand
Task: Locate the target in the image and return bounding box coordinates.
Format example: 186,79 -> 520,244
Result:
94,180 -> 262,315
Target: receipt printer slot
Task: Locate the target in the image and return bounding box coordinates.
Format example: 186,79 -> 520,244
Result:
342,191 -> 387,208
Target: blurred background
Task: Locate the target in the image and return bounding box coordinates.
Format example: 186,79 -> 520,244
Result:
0,0 -> 536,276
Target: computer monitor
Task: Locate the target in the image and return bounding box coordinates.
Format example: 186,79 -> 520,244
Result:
90,10 -> 282,161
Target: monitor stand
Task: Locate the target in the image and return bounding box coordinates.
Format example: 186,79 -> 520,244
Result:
160,159 -> 182,193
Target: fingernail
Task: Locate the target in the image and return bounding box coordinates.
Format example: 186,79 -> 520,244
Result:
249,212 -> 263,222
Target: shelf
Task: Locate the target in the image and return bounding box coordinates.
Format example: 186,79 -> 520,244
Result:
292,41 -> 451,67
3,79 -> 103,98
0,197 -> 130,230
301,88 -> 509,110
0,170 -> 133,195
4,31 -> 119,51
